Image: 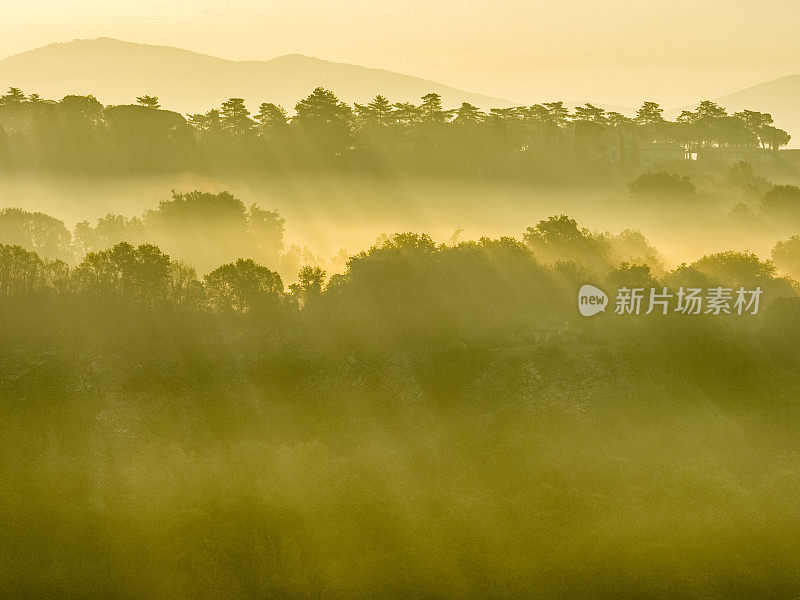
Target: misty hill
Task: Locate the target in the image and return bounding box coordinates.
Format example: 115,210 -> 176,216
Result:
714,75 -> 800,146
0,38 -> 511,114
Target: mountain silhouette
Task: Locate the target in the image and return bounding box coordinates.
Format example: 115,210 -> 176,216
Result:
2,37 -> 797,143
713,75 -> 800,145
0,37 -> 512,113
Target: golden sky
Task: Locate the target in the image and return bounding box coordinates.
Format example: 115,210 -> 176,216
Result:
3,0 -> 799,107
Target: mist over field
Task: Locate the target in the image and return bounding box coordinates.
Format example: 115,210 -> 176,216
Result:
3,79 -> 800,599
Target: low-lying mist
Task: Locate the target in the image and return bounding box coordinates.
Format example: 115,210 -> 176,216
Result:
2,162 -> 800,598
1,165 -> 799,279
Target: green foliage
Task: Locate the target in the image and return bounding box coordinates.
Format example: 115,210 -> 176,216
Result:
142,190 -> 285,272
689,249 -> 795,300
760,184 -> 800,223
0,87 -> 26,105
135,95 -> 160,108
220,97 -> 256,138
606,262 -> 659,289
104,104 -> 195,173
1,205 -> 800,598
73,213 -> 144,256
634,101 -> 665,125
0,87 -> 791,178
628,171 -> 696,200
256,102 -> 289,132
523,215 -> 612,273
72,242 -> 173,305
292,87 -> 353,161
0,243 -> 67,295
607,229 -> 664,275
772,235 -> 800,280
0,208 -> 72,261
204,258 -> 283,312
289,265 -> 326,307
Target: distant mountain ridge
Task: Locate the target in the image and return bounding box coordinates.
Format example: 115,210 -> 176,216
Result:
0,38 -> 513,113
712,75 -> 800,147
1,37 -> 798,145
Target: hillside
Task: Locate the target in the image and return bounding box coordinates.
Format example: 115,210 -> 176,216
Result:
0,38 -> 511,113
714,75 -> 800,146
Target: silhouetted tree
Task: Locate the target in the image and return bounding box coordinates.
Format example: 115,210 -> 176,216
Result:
292,87 -> 352,163
136,95 -> 160,108
204,258 -> 283,313
72,242 -> 172,305
0,208 -> 72,261
628,172 -> 695,201
220,98 -> 255,138
761,184 -> 800,223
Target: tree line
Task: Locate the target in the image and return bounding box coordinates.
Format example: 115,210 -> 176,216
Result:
5,172 -> 800,278
2,203 -> 798,348
0,190 -> 287,274
0,86 -> 791,177
3,199 -> 800,600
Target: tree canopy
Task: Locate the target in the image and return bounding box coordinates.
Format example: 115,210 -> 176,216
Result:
0,88 -> 790,178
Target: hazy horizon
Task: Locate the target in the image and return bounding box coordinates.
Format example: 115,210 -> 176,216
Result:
4,0 -> 800,108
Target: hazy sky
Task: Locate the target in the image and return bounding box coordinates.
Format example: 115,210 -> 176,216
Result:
3,0 -> 799,107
